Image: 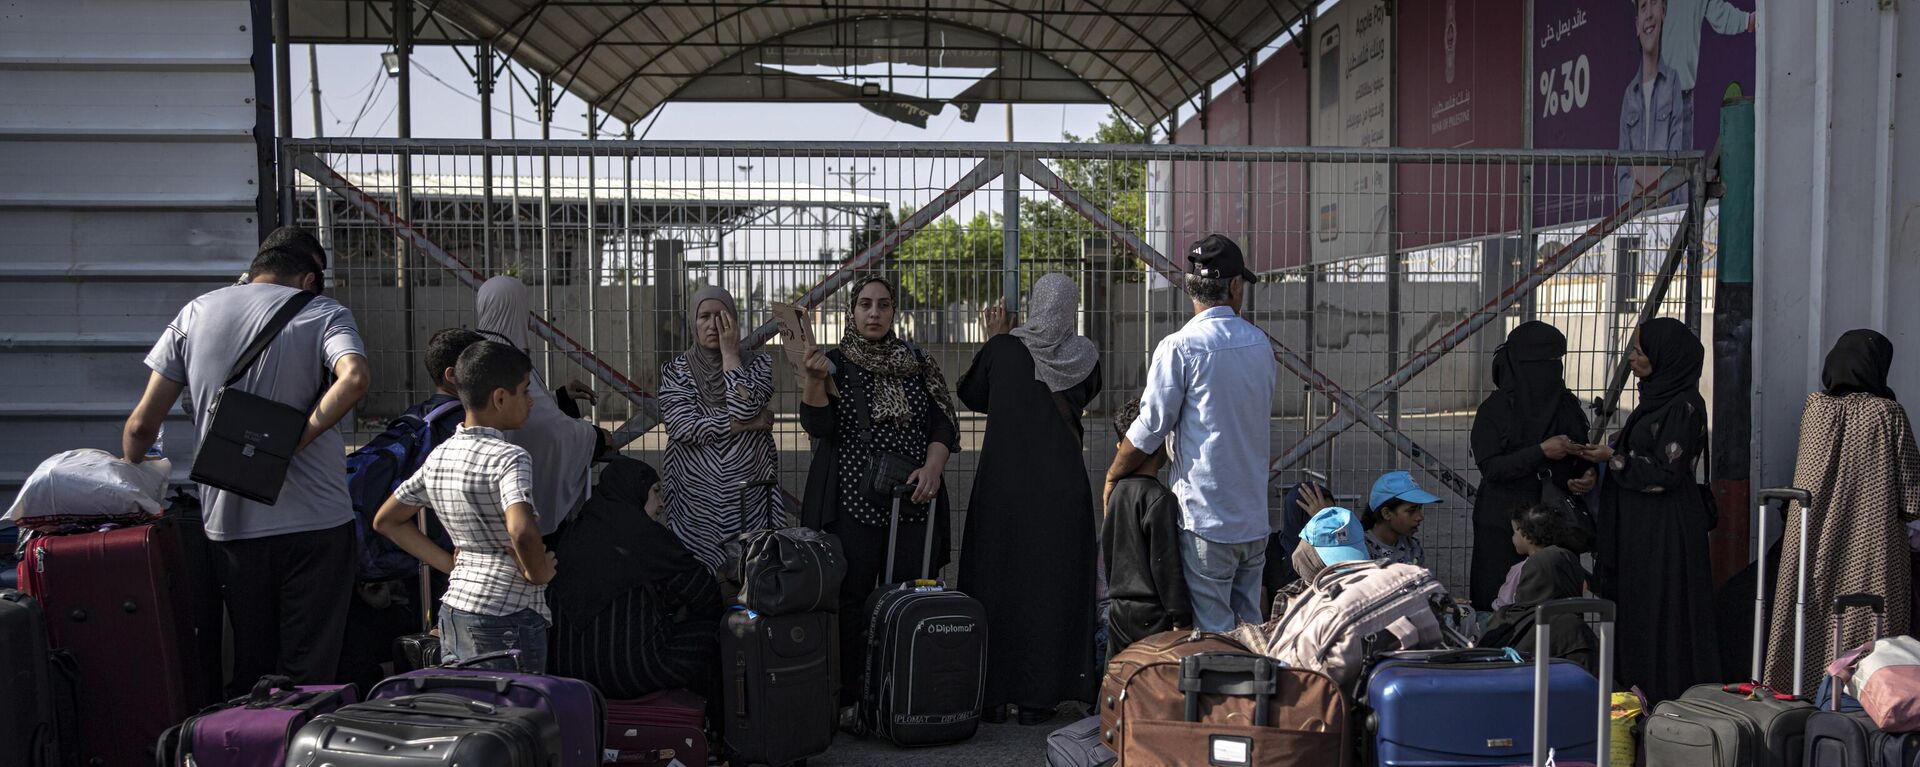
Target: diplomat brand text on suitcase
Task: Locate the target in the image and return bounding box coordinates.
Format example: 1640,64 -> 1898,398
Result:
859,490 -> 988,747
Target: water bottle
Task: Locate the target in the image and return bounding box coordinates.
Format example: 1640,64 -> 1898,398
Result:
138,425 -> 172,502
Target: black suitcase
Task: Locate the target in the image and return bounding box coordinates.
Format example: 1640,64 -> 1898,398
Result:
1,589 -> 72,767
858,491 -> 988,747
1805,593 -> 1920,767
1647,487 -> 1820,767
284,693 -> 559,766
719,608 -> 835,766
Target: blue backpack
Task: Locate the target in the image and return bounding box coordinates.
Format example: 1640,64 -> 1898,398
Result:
345,399 -> 462,582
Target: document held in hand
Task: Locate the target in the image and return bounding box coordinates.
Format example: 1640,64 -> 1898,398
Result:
770,301 -> 815,370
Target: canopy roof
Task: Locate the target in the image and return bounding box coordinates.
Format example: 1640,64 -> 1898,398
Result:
295,0 -> 1310,128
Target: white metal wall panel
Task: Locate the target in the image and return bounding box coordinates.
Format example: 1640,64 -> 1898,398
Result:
0,0 -> 261,507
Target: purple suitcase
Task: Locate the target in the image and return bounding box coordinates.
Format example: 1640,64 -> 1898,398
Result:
158,675 -> 358,767
368,651 -> 606,767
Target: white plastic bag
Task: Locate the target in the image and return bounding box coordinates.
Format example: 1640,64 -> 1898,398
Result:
5,449 -> 168,529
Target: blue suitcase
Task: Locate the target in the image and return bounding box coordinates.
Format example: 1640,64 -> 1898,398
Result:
1365,599 -> 1615,767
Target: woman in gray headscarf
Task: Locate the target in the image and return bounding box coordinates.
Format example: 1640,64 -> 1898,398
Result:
956,272 -> 1103,726
657,285 -> 781,574
474,276 -> 605,536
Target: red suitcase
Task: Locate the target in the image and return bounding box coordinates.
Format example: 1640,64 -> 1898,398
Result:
604,689 -> 709,765
18,522 -> 209,766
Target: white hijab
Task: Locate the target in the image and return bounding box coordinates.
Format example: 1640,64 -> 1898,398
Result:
474,275 -> 597,534
1010,273 -> 1099,392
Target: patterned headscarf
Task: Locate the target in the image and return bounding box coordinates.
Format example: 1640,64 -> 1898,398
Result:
1011,273 -> 1099,392
837,277 -> 957,427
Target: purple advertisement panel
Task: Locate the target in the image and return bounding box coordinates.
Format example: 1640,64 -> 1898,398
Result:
1397,0 -> 1526,250
1532,0 -> 1755,226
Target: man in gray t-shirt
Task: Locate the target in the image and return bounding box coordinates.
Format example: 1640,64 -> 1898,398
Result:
123,241 -> 371,691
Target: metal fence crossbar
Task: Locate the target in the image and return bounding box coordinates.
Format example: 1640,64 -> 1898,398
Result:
1019,157 -> 1482,502
1268,160 -> 1702,476
292,152 -> 666,438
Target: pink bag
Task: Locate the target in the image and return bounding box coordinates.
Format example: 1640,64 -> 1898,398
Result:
1828,635 -> 1920,731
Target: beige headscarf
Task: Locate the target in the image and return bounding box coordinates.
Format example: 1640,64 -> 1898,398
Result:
683,286 -> 735,409
474,275 -> 598,534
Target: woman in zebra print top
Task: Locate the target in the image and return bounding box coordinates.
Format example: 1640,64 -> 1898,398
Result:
658,285 -> 782,574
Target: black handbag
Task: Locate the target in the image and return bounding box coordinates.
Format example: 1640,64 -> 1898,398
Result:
188,291 -> 320,505
739,526 -> 848,615
1540,467 -> 1596,553
846,356 -> 929,513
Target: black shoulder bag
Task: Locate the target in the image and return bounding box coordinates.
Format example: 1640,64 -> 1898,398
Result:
849,354 -> 928,515
188,291 -> 321,505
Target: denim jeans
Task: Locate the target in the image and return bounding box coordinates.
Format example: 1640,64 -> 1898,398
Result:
1177,531 -> 1268,631
439,606 -> 550,674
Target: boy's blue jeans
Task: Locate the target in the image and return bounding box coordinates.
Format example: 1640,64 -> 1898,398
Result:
439,606 -> 549,673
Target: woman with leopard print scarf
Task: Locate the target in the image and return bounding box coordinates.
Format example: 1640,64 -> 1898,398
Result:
794,276 -> 960,725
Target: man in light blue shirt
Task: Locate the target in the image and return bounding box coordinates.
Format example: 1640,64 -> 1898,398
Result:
1105,234 -> 1277,630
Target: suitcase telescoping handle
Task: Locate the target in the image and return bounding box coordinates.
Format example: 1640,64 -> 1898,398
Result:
882,482 -> 940,584
1828,593 -> 1887,711
1530,598 -> 1615,767
1178,653 -> 1277,727
1752,487 -> 1815,695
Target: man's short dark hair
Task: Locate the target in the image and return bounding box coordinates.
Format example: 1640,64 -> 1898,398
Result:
261,226 -> 327,269
1112,397 -> 1143,435
454,340 -> 533,410
248,245 -> 324,285
426,328 -> 486,389
1185,274 -> 1232,306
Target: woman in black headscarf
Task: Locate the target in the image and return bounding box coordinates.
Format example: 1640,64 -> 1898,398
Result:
1585,317 -> 1719,703
794,276 -> 959,724
1761,329 -> 1920,693
1468,321 -> 1596,610
548,458 -> 724,699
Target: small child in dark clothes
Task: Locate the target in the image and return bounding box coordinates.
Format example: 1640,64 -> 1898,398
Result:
1482,503 -> 1595,671
1102,398 -> 1192,659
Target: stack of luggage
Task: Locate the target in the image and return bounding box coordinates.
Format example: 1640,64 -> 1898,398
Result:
1047,548 -> 1617,767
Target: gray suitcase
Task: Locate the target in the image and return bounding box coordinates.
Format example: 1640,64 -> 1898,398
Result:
1046,715 -> 1117,767
1645,487 -> 1820,767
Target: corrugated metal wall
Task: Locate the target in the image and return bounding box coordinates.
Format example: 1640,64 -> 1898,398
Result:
0,0 -> 263,508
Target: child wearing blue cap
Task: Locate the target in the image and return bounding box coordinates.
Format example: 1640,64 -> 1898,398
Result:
1363,471 -> 1441,568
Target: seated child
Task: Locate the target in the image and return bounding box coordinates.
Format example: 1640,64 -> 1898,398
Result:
1364,471 -> 1441,567
1102,398 -> 1191,659
374,340 -> 559,672
1480,503 -> 1595,672
1271,506 -> 1374,617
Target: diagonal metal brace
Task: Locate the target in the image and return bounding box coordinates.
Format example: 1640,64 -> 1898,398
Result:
292,152 -> 664,444
1269,161 -> 1700,473
740,158 -> 1004,350
1021,158 -> 1480,502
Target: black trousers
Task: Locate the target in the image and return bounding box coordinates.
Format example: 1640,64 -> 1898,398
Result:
211,521 -> 356,695
828,510 -> 947,707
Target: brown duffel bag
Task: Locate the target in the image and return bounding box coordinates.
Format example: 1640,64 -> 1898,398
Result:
1096,629 -> 1349,766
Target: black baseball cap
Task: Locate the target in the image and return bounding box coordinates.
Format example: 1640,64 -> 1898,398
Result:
1186,234 -> 1259,283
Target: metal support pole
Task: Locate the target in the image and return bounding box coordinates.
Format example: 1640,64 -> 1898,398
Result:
586,107 -> 599,424
622,123 -> 635,404
273,0 -> 293,224
478,44 -> 495,272
1003,152 -> 1021,315
394,0 -> 416,396
308,44 -> 328,255
1686,160 -> 1706,333
1520,0 -> 1537,322
539,74 -> 554,381
274,0 -> 291,224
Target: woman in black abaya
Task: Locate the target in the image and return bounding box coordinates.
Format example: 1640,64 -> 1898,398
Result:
956,273 -> 1102,727
1468,321 -> 1597,610
1587,317 -> 1719,703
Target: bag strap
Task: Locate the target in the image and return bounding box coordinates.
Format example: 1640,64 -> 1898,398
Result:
223,291 -> 319,388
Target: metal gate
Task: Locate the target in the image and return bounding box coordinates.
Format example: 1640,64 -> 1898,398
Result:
285,138 -> 1710,592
